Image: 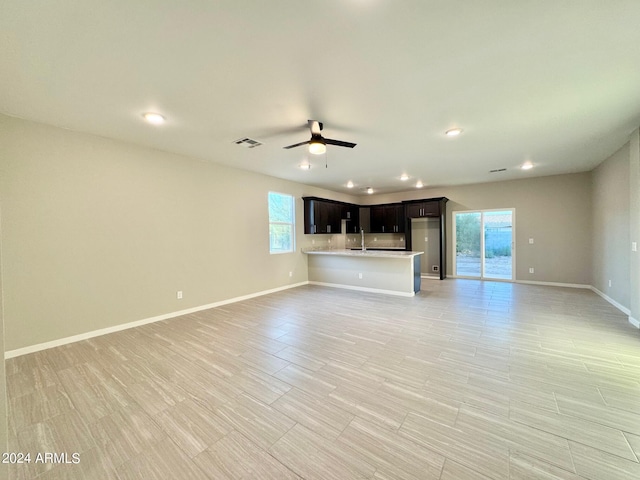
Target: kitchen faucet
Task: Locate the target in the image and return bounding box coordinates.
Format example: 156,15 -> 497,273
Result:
361,228 -> 366,251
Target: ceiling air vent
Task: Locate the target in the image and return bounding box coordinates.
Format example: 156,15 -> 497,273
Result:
234,137 -> 263,148
489,168 -> 507,173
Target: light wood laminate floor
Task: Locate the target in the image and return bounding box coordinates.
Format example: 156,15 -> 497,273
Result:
6,280 -> 640,479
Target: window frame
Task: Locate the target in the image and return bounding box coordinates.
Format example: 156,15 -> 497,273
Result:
268,191 -> 295,254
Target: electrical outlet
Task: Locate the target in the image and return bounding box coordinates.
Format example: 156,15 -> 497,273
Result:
529,268 -> 534,274
432,265 -> 439,272
529,238 -> 534,244
289,271 -> 293,277
633,242 -> 638,252
312,239 -> 315,244
608,280 -> 612,287
374,237 -> 377,242
328,239 -> 331,244
425,237 -> 428,242
177,291 -> 183,299
358,273 -> 363,279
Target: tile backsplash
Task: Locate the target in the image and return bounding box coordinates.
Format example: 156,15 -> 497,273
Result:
345,233 -> 405,249
300,233 -> 346,251
301,232 -> 406,251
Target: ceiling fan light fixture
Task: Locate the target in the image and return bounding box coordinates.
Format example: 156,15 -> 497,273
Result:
445,128 -> 462,137
308,140 -> 326,155
400,174 -> 409,181
347,181 -> 354,188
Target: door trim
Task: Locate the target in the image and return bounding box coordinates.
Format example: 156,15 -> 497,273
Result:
451,208 -> 516,280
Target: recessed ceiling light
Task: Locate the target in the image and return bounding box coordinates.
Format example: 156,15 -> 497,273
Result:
400,174 -> 409,181
521,163 -> 533,170
347,181 -> 354,188
416,181 -> 424,188
366,187 -> 374,194
299,163 -> 311,170
445,128 -> 462,137
142,112 -> 165,125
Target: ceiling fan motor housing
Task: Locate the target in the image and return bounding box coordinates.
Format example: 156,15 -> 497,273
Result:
310,133 -> 326,145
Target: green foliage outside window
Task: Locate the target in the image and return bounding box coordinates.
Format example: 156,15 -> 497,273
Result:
269,192 -> 294,253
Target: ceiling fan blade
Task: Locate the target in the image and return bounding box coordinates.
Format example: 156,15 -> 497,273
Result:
308,120 -> 323,135
283,140 -> 310,149
324,138 -> 356,148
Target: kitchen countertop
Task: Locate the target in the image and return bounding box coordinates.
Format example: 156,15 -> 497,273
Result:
303,249 -> 424,258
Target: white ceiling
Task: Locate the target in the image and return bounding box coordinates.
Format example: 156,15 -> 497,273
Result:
2,1 -> 640,195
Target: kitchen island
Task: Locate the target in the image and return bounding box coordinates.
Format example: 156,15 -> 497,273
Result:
304,249 -> 424,297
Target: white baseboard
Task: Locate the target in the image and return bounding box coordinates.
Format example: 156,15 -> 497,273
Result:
308,281 -> 415,297
4,281 -> 309,359
449,276 -> 591,289
514,280 -> 591,289
590,286 -> 631,316
629,316 -> 640,329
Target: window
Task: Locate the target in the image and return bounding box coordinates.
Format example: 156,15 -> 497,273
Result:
268,192 -> 295,253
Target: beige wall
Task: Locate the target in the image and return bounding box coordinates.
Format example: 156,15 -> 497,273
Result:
411,218 -> 441,275
591,144 -> 630,308
630,129 -> 640,322
0,208 -> 7,478
0,114 -> 356,351
308,254 -> 414,294
362,173 -> 593,285
0,112 -> 634,354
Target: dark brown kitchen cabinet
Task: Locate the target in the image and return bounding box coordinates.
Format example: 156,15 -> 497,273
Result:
344,204 -> 360,233
370,203 -> 404,233
303,197 -> 357,234
405,200 -> 439,218
302,195 -> 449,281
403,197 -> 448,280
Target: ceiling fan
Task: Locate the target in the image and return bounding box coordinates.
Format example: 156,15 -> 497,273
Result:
283,120 -> 356,155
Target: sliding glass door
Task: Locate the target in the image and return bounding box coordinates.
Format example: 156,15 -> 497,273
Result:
453,209 -> 514,280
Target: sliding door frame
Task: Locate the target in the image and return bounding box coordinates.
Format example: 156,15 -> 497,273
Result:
451,208 -> 516,281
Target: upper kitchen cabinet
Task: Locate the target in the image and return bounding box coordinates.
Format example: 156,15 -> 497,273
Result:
344,204 -> 360,234
404,198 -> 446,218
370,203 -> 405,233
303,197 -> 354,234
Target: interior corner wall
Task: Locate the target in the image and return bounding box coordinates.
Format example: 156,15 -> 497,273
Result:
591,143 -> 631,309
630,128 -> 640,322
361,173 -> 593,285
0,114 -> 357,352
0,206 -> 7,478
